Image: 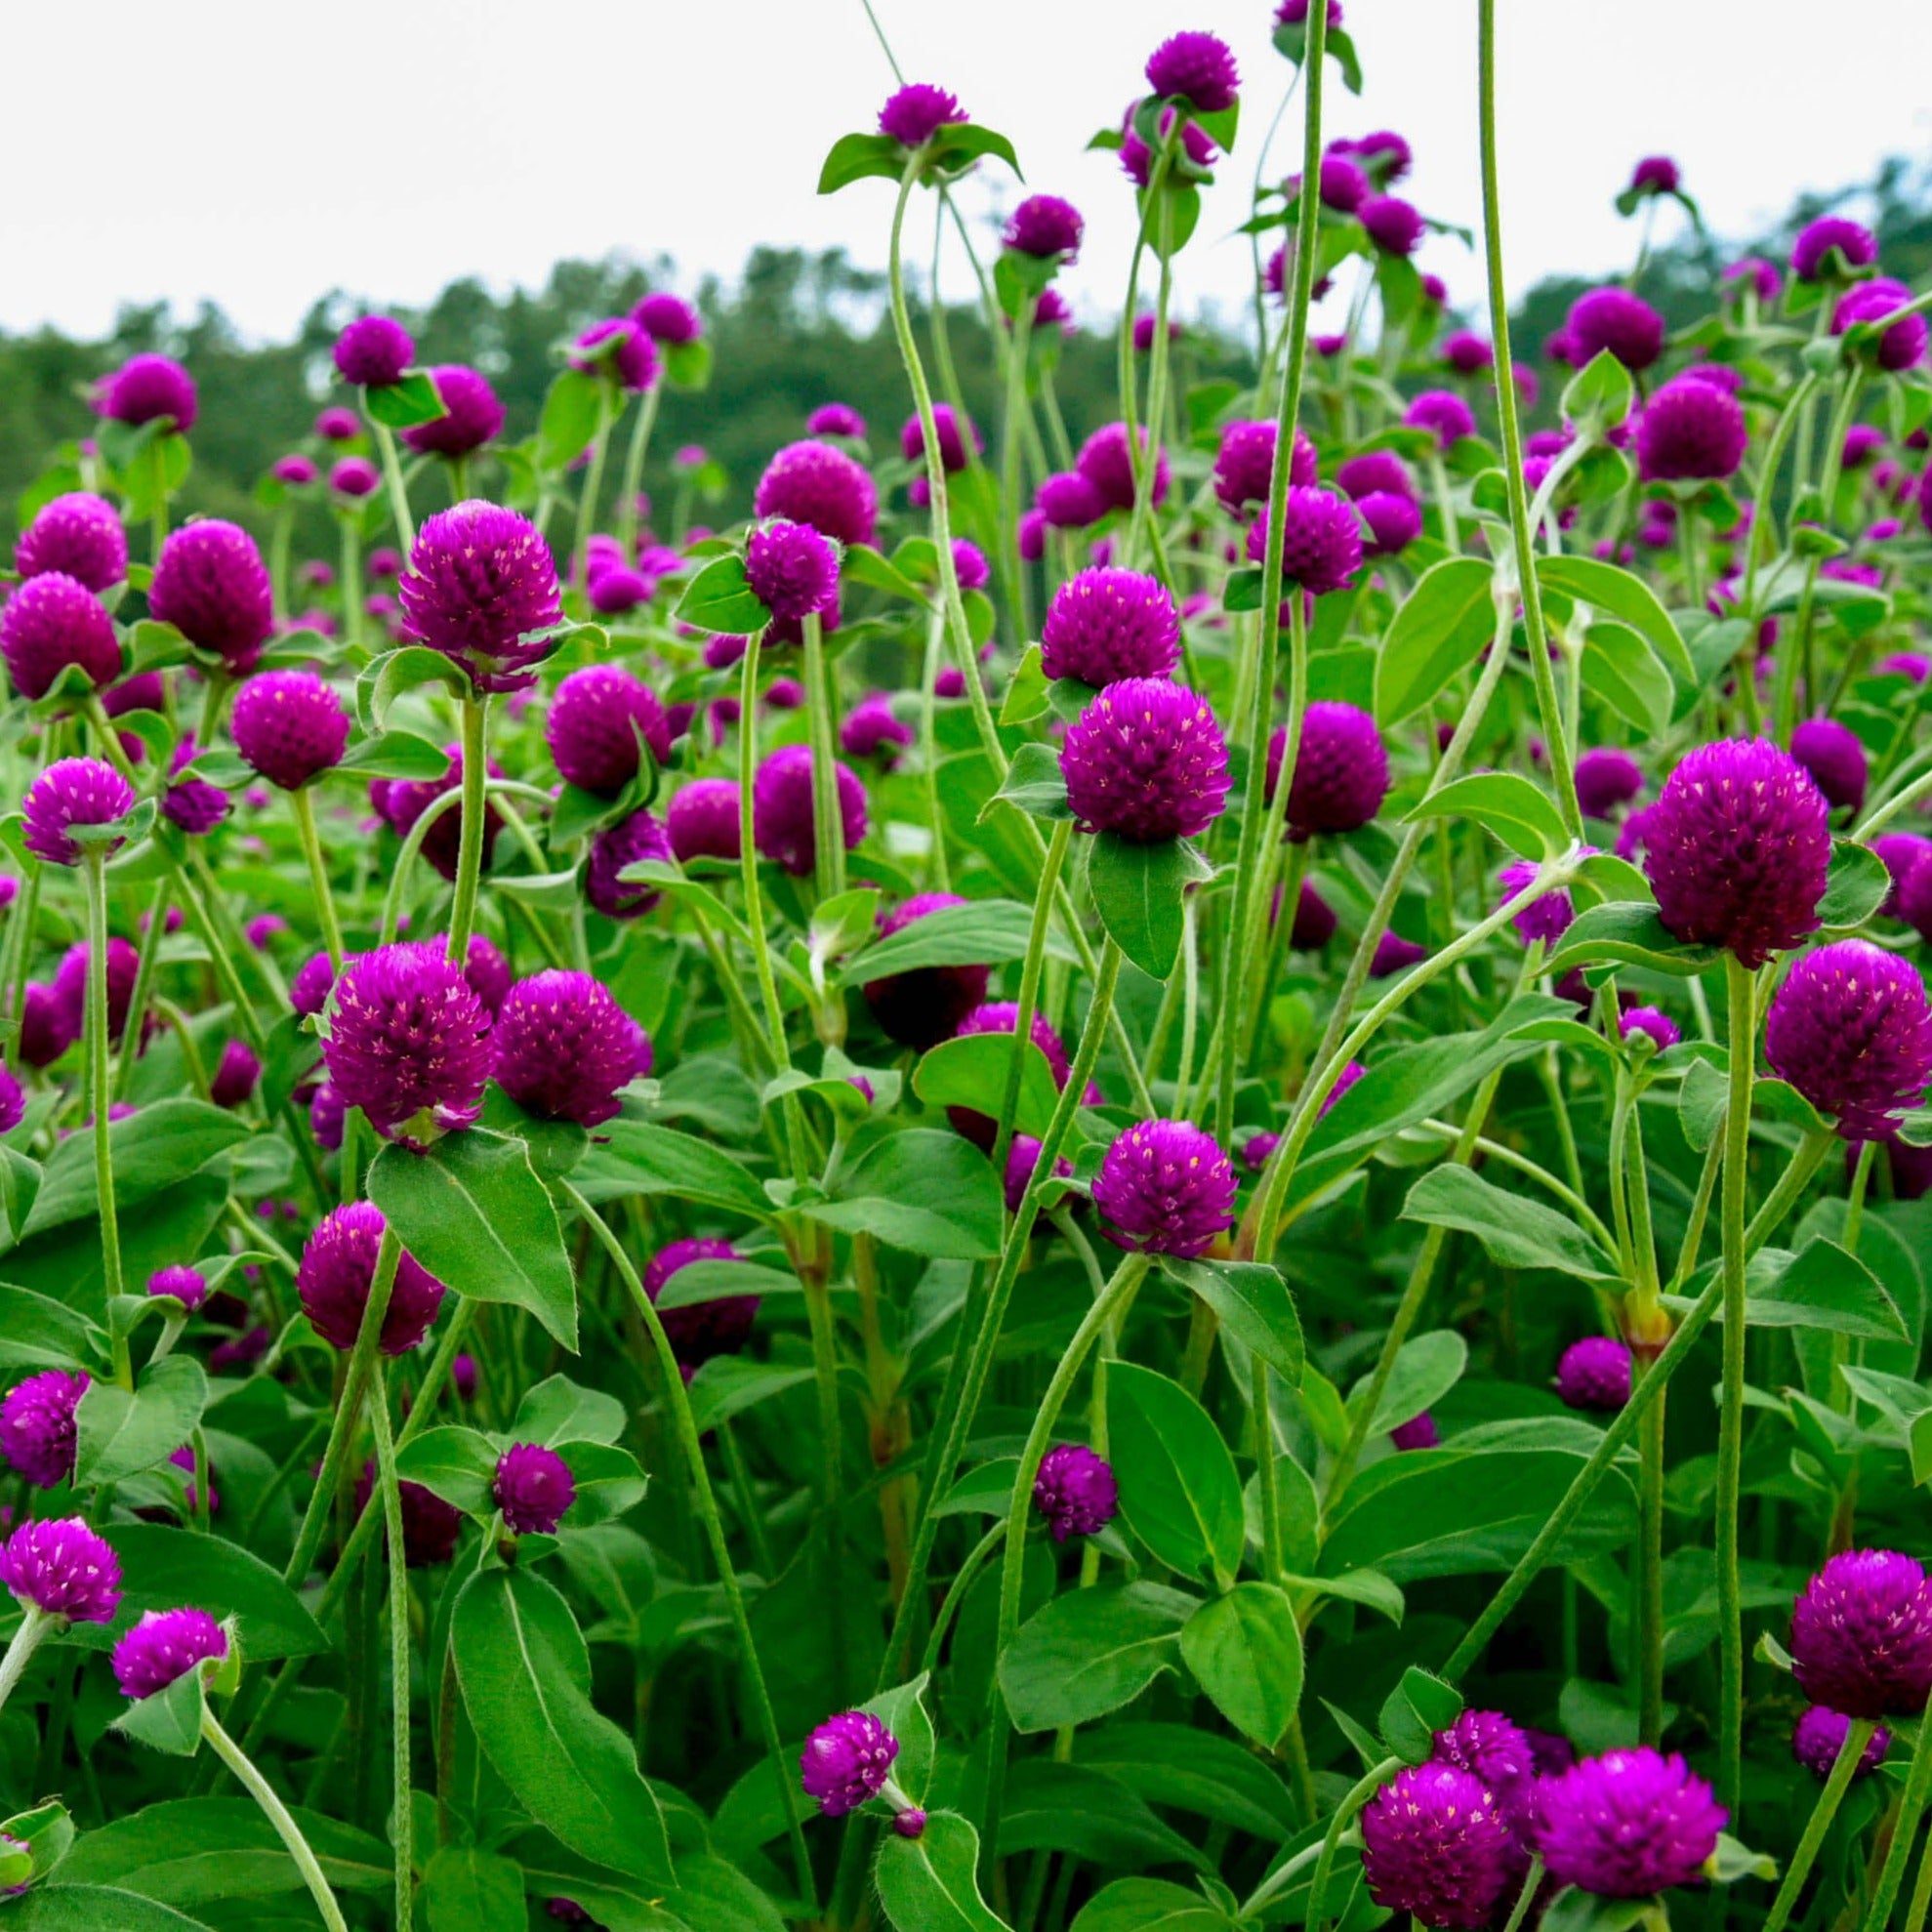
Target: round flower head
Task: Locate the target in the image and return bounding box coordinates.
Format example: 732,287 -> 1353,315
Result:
16,492 -> 127,593
1213,420 -> 1316,515
310,1083 -> 346,1151
147,1264 -> 208,1311
1789,716 -> 1868,812
1566,288 -> 1665,372
0,1062 -> 24,1137
754,441 -> 878,548
494,1442 -> 576,1535
54,937 -> 141,1043
950,539 -> 991,593
644,1237 -> 760,1371
1004,1133 -> 1072,1213
1145,30 -> 1239,111
399,501 -> 561,694
1267,702 -> 1389,838
1491,858 -> 1572,945
315,405 -> 359,440
1092,1119 -> 1236,1258
586,808 -> 676,920
149,520 -> 273,668
1556,1336 -> 1632,1411
330,457 -> 379,497
1404,390 -> 1476,448
1793,1706 -> 1890,1781
98,353 -> 196,432
1246,487 -> 1364,596
231,669 -> 349,790
402,365 -> 505,457
493,970 -> 651,1129
1336,451 -> 1415,502
807,402 -> 865,439
0,1369 -> 87,1488
1391,1412 -> 1439,1450
1061,678 -> 1230,843
1637,378 -> 1748,482
1357,491 -> 1421,558
1292,881 -> 1337,949
842,693 -> 914,760
113,1607 -> 227,1699
1,572 -> 121,701
546,665 -> 670,797
18,983 -> 75,1069
1621,1007 -> 1681,1053
354,1462 -> 462,1566
1362,194 -> 1424,256
1629,154 -> 1681,194
23,758 -> 136,867
1793,216 -> 1878,282
1766,942 -> 1932,1140
1276,0 -> 1341,21
1880,832 -> 1932,923
1360,1764 -> 1515,1929
159,738 -> 229,838
746,518 -> 840,624
1034,1443 -> 1118,1541
1431,1709 -> 1538,1826
588,566 -> 649,615
667,779 -> 743,863
298,1200 -> 446,1354
209,1039 -> 261,1108
1318,152 -> 1369,213
862,893 -> 991,1049
570,316 -> 656,391
1077,422 -> 1167,513
634,291 -> 702,345
320,942 -> 496,1141
802,1709 -> 899,1816
1576,747 -> 1644,818
1036,471 -> 1104,528
901,403 -> 979,475
289,951 -> 337,1019
1041,569 -> 1180,684
1534,1748 -> 1726,1896
1642,738 -> 1830,966
1441,330 -> 1492,375
879,82 -> 963,147
1834,278 -> 1928,373
1005,194 -> 1084,260
752,746 -> 867,877
272,454 -> 317,487
0,1516 -> 122,1623
334,315 -> 414,387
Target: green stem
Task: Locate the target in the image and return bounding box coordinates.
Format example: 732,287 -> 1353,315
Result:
615,382 -> 662,557
85,852 -> 127,1376
445,696 -> 489,965
1000,297 -> 1036,639
1307,1757 -> 1402,1932
268,503 -> 294,623
0,1607 -> 51,1717
201,1707 -> 351,1932
1764,1717 -> 1874,1932
290,788 -> 346,972
369,417 -> 417,556
1636,1366 -> 1667,1747
573,386 -> 615,591
802,610 -> 845,898
116,877 -> 172,1101
367,1365 -> 413,1932
338,513 -> 363,654
990,818 -> 1072,1182
1866,1706 -> 1932,1932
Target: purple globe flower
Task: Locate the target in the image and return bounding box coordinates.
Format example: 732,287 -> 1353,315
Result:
1792,217 -> 1877,283
150,520 -> 274,668
289,951 -> 336,1019
862,893 -> 990,1049
634,291 -> 702,345
209,1039 -> 261,1108
643,1237 -> 760,1370
1792,1705 -> 1890,1781
1276,0 -> 1341,22
1431,1709 -> 1538,1829
1005,194 -> 1084,261
1359,491 -> 1422,557
399,501 -> 562,695
1566,288 -> 1665,373
1336,451 -> 1413,502
667,779 -> 742,863
746,519 -> 840,625
587,808 -> 676,920
802,1708 -> 899,1816
1881,832 -> 1932,925
1392,1411 -> 1439,1450
1497,858 -> 1576,945
1789,717 -> 1868,813
468,925 -> 514,1013
1213,421 -> 1317,517
1318,152 -> 1370,213
23,758 -> 135,868
231,669 -> 349,790
588,566 -> 650,615
1,1370 -> 87,1489
1404,391 -> 1476,448
1362,194 -> 1425,256
15,493 -> 127,593
1629,155 -> 1681,194
1576,748 -> 1644,818
570,317 -> 656,392
752,746 -> 867,877
546,665 -> 671,797
297,1200 -> 446,1354
1036,471 -> 1105,528
272,454 -> 317,487
1004,1133 -> 1073,1212
1621,1007 -> 1681,1053
1834,278 -> 1928,374
401,366 -> 505,458
807,402 -> 865,439
1441,329 -> 1492,375
1091,1119 -> 1236,1258
1145,30 -> 1239,111
334,315 -> 414,388
113,1607 -> 227,1699
902,404 -> 979,475
493,970 -> 651,1129
1642,738 -> 1830,966
1291,882 -> 1337,949
879,83 -> 963,148
18,983 -> 74,1069
1555,1336 -> 1632,1411
0,572 -> 122,701
98,354 -> 196,432
1061,678 -> 1230,843
842,693 -> 915,760
0,1516 -> 122,1623
330,457 -> 380,497
320,942 -> 496,1141
1041,569 -> 1182,685
148,1264 -> 209,1311
1361,1764 -> 1515,1929
354,1461 -> 462,1566
1534,1749 -> 1726,1896
160,738 -> 229,837
494,1442 -> 576,1535
1246,487 -> 1363,596
1637,378 -> 1748,482
1267,702 -> 1388,838
54,936 -> 141,1042
310,1084 -> 346,1151
316,406 -> 359,441
1764,941 -> 1932,1139
754,441 -> 878,548
1033,1443 -> 1118,1541
1077,422 -> 1168,514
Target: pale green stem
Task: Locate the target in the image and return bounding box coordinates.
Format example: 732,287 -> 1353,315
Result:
990,818 -> 1072,1182
801,610 -> 845,899
201,1707 -> 351,1932
290,788 -> 346,972
0,1608 -> 51,1717
85,852 -> 127,1381
1764,1717 -> 1874,1932
367,1365 -> 412,1932
573,385 -> 615,590
615,382 -> 662,557
369,417 -> 417,555
444,696 -> 489,966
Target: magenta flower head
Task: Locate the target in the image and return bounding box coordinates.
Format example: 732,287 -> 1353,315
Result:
0,1516 -> 121,1624
862,893 -> 990,1049
1361,1764 -> 1514,1929
1629,154 -> 1681,195
1213,420 -> 1316,515
320,942 -> 496,1142
494,1442 -> 576,1535
1004,1133 -> 1072,1212
1566,288 -> 1665,372
1637,378 -> 1748,482
1793,1706 -> 1890,1782
1391,1411 -> 1438,1450
290,951 -> 337,1019
667,779 -> 742,863
802,1709 -> 899,1816
843,693 -> 914,760
1268,701 -> 1389,838
1005,194 -> 1084,261
1360,491 -> 1423,557
1,572 -> 122,701
586,808 -> 675,920
1789,716 -> 1868,812
1318,152 -> 1370,213
644,1237 -> 760,1370
113,1607 -> 227,1700
1078,422 -> 1168,513
754,441 -> 878,548
1061,678 -> 1230,843
1497,858 -> 1575,945
1576,747 -> 1644,817
98,353 -> 196,432
150,520 -> 274,668
546,665 -> 670,796
902,403 -> 979,474
402,365 -> 505,457
148,1264 -> 208,1311
1404,393 -> 1478,455
231,669 -> 349,790
55,936 -> 140,1043
1362,194 -> 1425,256
1246,486 -> 1364,596
879,82 -> 963,147
16,492 -> 127,593
1146,30 -> 1239,111
1834,278 -> 1927,374
272,455 -> 318,487
1034,1443 -> 1117,1541
1793,216 -> 1878,283
1765,942 -> 1932,1140
334,315 -> 414,387
746,519 -> 840,624
1621,1007 -> 1681,1053
23,758 -> 135,868
752,746 -> 867,876
1555,1336 -> 1632,1411
1534,1749 -> 1725,1896
1036,471 -> 1104,528
493,970 -> 650,1129
399,501 -> 561,694
1441,330 -> 1492,375
570,316 -> 656,391
1337,451 -> 1414,502
807,402 -> 865,439
634,291 -> 701,344
1092,1119 -> 1236,1258
210,1039 -> 261,1109
1,1369 -> 87,1488
1041,568 -> 1180,684
1642,738 -> 1830,966
298,1200 -> 445,1354
1430,1710 -> 1538,1832
330,457 -> 379,498
316,405 -> 359,441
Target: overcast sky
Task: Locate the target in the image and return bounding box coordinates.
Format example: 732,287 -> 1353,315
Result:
4,0 -> 1928,346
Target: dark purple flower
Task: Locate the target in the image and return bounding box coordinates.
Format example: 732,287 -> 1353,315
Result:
1077,422 -> 1167,514
290,951 -> 336,1019
1318,152 -> 1369,213
667,779 -> 742,863
902,404 -> 979,475
1391,1412 -> 1438,1450
150,520 -> 274,669
587,808 -> 676,920
807,403 -> 866,439
754,441 -> 878,549
310,1084 -> 346,1151
1036,471 -> 1105,528
0,1370 -> 86,1490
644,1237 -> 759,1370
1092,1119 -> 1236,1258
956,1002 -> 1072,1089
862,893 -> 990,1049
1404,391 -> 1476,448
113,1606 -> 227,1698
588,567 -> 650,616
1566,289 -> 1665,373
1061,678 -> 1230,843
402,366 -> 504,458
1637,378 -> 1748,482
1004,1133 -> 1072,1213
1621,1007 -> 1681,1053
1789,717 -> 1868,813
879,83 -> 964,147
231,669 -> 349,790
494,1442 -> 576,1535
1498,858 -> 1575,945
98,354 -> 196,432
1576,748 -> 1644,817
547,665 -> 671,795
1555,1336 -> 1632,1411
272,455 -> 318,486
1213,421 -> 1315,516
1834,278 -> 1927,373
570,317 -> 656,391
634,291 -> 702,345
1336,451 -> 1414,502
1267,702 -> 1388,838
316,406 -> 359,440
298,1200 -> 446,1353
1033,1443 -> 1118,1541
54,936 -> 140,1043
23,758 -> 135,868
158,737 -> 228,837
1145,30 -> 1239,111
1792,1705 -> 1890,1781
1629,155 -> 1681,195
354,1461 -> 463,1566
1792,217 -> 1877,283
330,457 -> 379,497
1764,941 -> 1932,1139
1361,1764 -> 1515,1929
15,493 -> 127,594
1534,1748 -> 1726,1896
334,316 -> 414,388
1373,931 -> 1428,978
209,1039 -> 261,1109
399,501 -> 562,695
1,572 -> 121,701
1290,882 -> 1336,949
0,1516 -> 121,1623
1878,831 -> 1932,920
1362,194 -> 1425,256
493,969 -> 651,1129
752,746 -> 867,876
1432,1709 -> 1537,1819
746,519 -> 840,624
1005,194 -> 1084,260
1359,492 -> 1422,557
18,983 -> 74,1068
842,693 -> 915,760
802,1708 -> 899,1816
148,1264 -> 208,1311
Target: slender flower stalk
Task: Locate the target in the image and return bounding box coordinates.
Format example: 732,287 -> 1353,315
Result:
801,610 -> 845,899
369,418 -> 416,555
0,1607 -> 51,1716
445,698 -> 489,966
290,790 -> 346,972
989,818 -> 1072,1181
84,851 -> 128,1374
366,1365 -> 412,1932
573,387 -> 615,591
615,382 -> 662,557
1764,1718 -> 1875,1932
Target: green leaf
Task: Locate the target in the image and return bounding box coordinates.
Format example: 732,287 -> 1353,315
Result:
1158,1257 -> 1303,1384
451,1567 -> 675,1888
536,368 -> 606,473
1543,900 -> 1722,979
423,1847 -> 526,1932
837,898 -> 1071,986
1378,1665 -> 1464,1763
1560,350 -> 1635,432
1822,838 -> 1890,929
999,1583 -> 1197,1733
984,741 -> 1072,823
335,728 -> 452,781
394,1424 -> 501,1517
1106,1363 -> 1245,1587
18,1099 -> 250,1242
363,370 -> 447,429
512,1374 -> 628,1446
1582,621 -> 1673,734
572,1118 -> 771,1217
663,337 -> 713,391
651,1258 -> 797,1310
818,130 -> 908,194
686,1359 -> 816,1434
1536,555 -> 1696,685
1179,1583 -> 1304,1747
368,1130 -> 578,1349
1071,1879 -> 1235,1932
1077,1723 -> 1296,1838
1087,834 -> 1213,979
1405,772 -> 1570,860
3,1888 -> 215,1930
356,643 -> 468,733
1357,1330 -> 1468,1435
913,1032 -> 1060,1139
673,552 -> 767,636
999,643 -> 1050,723
865,1673 -> 937,1804
1401,1168 -> 1619,1282
927,123 -> 1021,180
1374,557 -> 1499,726
0,1284 -> 103,1372
874,1812 -> 1011,1932
1673,1236 -> 1907,1340
72,1354 -> 207,1485
800,1129 -> 1003,1259
113,1666 -> 206,1757
999,1760 -> 1207,1872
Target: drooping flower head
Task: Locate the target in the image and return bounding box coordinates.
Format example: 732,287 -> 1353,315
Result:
861,893 -> 991,1049
0,572 -> 121,700
23,758 -> 135,868
97,353 -> 196,432
1792,1705 -> 1890,1782
494,1442 -> 576,1535
297,1201 -> 446,1354
149,520 -> 274,668
1566,288 -> 1665,372
745,519 -> 841,624
1637,378 -> 1748,482
1267,702 -> 1389,838
1245,486 -> 1363,596
231,669 -> 349,790
587,808 -> 676,920
879,83 -> 964,148
643,1237 -> 760,1372
334,315 -> 414,387
1005,194 -> 1084,261
492,970 -> 651,1129
1764,941 -> 1932,1139
802,1709 -> 899,1816
15,493 -> 127,593
1790,1547 -> 1932,1716
1091,1119 -> 1237,1258
754,441 -> 878,548
401,365 -> 505,458
752,746 -> 868,876
1145,30 -> 1240,112
1034,1443 -> 1118,1541
112,1607 -> 228,1699
1792,216 -> 1877,283
1533,1749 -> 1726,1896
1060,678 -> 1231,843
0,1516 -> 122,1623
1556,1336 -> 1632,1411
1360,1764 -> 1516,1929
399,501 -> 562,694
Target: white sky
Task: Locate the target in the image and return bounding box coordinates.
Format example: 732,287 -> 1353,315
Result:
3,0 -> 1928,344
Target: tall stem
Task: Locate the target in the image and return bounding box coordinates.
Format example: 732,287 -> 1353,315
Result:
1866,1708 -> 1932,1932
370,417 -> 417,556
615,382 -> 662,557
1763,1718 -> 1874,1932
801,610 -> 845,899
85,853 -> 127,1376
290,789 -> 346,972
990,819 -> 1072,1181
367,1365 -> 413,1932
999,299 -> 1036,639
0,1608 -> 50,1717
337,514 -> 364,653
445,697 -> 488,965
573,386 -> 614,590
201,1707 -> 351,1932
